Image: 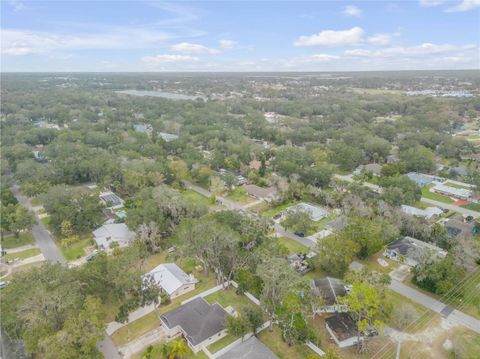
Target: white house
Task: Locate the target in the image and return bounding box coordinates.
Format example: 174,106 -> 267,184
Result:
287,203 -> 330,222
401,205 -> 443,220
93,223 -> 135,250
431,184 -> 472,200
145,263 -> 198,299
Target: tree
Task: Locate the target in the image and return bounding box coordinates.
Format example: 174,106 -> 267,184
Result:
338,282 -> 386,352
256,257 -> 303,330
317,234 -> 359,276
158,338 -> 189,359
226,315 -> 249,339
39,296 -> 106,359
209,176 -> 226,196
136,222 -> 163,254
10,205 -> 35,237
242,305 -> 264,335
282,208 -> 313,235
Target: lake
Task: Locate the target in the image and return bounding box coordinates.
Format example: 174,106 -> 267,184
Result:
115,89 -> 202,100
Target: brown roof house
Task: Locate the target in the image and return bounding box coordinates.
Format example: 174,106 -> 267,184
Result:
244,184 -> 278,202
160,297 -> 228,353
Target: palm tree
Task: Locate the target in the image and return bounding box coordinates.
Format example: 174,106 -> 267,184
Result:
169,339 -> 188,359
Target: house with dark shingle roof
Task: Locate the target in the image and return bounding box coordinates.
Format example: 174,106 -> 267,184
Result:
160,297 -> 228,353
325,313 -> 360,348
311,277 -> 349,313
383,236 -> 447,267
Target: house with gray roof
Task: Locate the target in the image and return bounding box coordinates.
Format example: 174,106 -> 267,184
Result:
384,236 -> 447,267
287,202 -> 330,222
311,277 -> 349,313
93,223 -> 135,250
160,297 -> 228,353
99,191 -> 124,209
406,172 -> 437,187
401,205 -> 443,220
217,336 -> 278,359
145,263 -> 198,299
244,184 -> 278,202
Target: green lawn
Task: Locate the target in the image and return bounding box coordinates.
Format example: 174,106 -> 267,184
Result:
131,342 -> 208,359
258,326 -> 320,359
276,237 -> 308,254
262,201 -> 297,218
204,288 -> 253,311
61,237 -> 92,261
421,185 -> 454,204
461,202 -> 480,212
40,217 -> 51,227
182,189 -> 211,208
413,201 -> 432,209
1,232 -> 35,249
225,187 -> 255,204
4,248 -> 42,260
206,334 -> 238,353
30,197 -> 42,206
111,272 -> 217,346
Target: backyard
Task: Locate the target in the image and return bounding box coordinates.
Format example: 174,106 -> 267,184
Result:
276,236 -> 309,254
258,326 -> 321,359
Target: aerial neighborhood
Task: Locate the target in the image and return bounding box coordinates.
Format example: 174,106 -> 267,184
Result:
1,70 -> 480,359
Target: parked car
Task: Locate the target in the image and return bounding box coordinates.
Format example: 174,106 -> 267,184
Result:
85,250 -> 99,262
294,231 -> 305,237
0,281 -> 10,289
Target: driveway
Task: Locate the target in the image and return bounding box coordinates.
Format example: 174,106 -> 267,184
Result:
421,197 -> 480,218
11,185 -> 66,265
118,327 -> 167,359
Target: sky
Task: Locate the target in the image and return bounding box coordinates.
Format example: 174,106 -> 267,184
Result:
1,0 -> 479,72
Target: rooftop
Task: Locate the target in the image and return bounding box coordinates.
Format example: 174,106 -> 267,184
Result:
99,191 -> 123,207
287,202 -> 330,222
311,277 -> 347,306
146,263 -> 197,296
325,313 -> 358,341
401,205 -> 443,219
244,184 -> 277,199
217,336 -> 278,359
160,297 -> 227,346
386,236 -> 447,262
432,184 -> 472,198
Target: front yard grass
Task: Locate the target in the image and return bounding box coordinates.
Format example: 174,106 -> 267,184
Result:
276,237 -> 309,254
182,189 -> 212,208
225,187 -> 255,205
258,326 -> 321,359
4,248 -> 42,261
461,202 -> 480,212
421,185 -> 454,204
206,334 -> 237,353
1,232 -> 35,249
61,237 -> 92,261
262,201 -> 297,218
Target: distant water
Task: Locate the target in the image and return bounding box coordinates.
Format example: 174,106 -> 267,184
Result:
115,89 -> 201,100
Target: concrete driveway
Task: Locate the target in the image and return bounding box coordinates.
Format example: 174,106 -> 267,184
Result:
118,327 -> 167,359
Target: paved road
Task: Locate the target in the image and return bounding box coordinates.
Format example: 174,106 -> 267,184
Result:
389,279 -> 480,334
97,334 -> 121,359
11,185 -> 66,265
182,180 -> 315,248
421,197 -> 480,218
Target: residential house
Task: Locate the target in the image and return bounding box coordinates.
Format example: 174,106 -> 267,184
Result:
431,184 -> 472,200
445,215 -> 480,238
384,236 -> 447,267
159,132 -> 179,142
401,205 -> 443,220
99,191 -> 124,209
160,297 -> 228,353
217,336 -> 278,359
310,277 -> 349,313
354,163 -> 382,176
93,223 -> 135,250
406,172 -> 440,187
133,123 -> 153,135
287,203 -> 330,222
244,184 -> 278,202
145,263 -> 198,299
325,313 -> 360,348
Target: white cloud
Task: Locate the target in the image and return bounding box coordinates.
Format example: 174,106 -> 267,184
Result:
1,29 -> 172,56
8,0 -> 28,12
345,43 -> 477,57
367,33 -> 392,45
141,54 -> 199,64
294,27 -> 365,47
419,0 -> 447,7
310,54 -> 340,61
446,0 -> 480,12
219,39 -> 238,49
343,5 -> 362,17
170,42 -> 220,54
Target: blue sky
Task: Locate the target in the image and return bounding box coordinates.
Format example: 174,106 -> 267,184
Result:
1,0 -> 479,71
